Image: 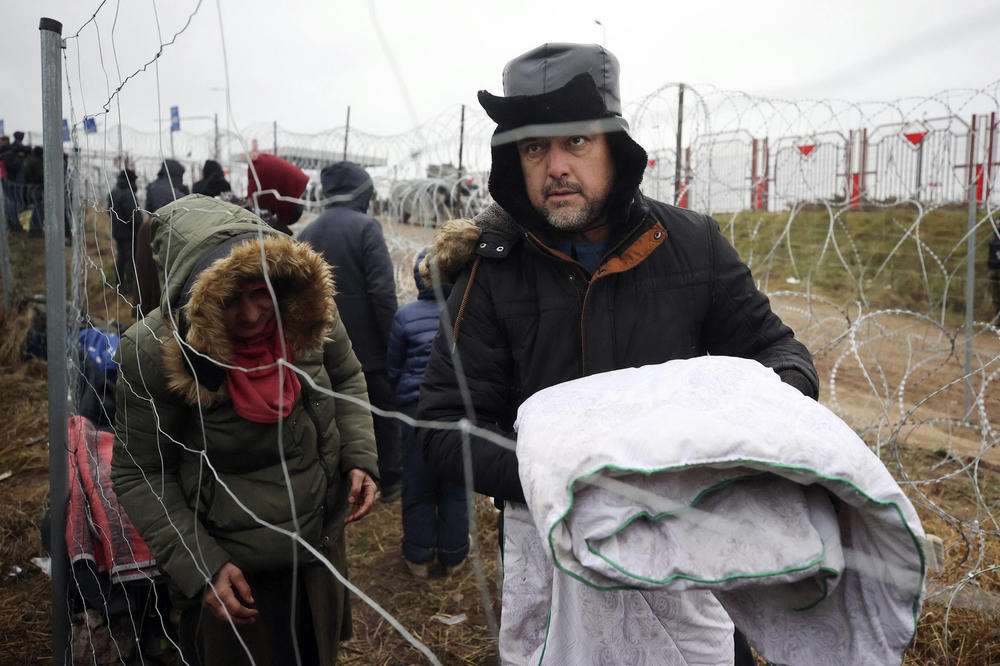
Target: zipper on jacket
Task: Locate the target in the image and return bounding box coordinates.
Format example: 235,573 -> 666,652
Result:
566,215 -> 658,377
580,283 -> 593,376
196,465 -> 217,525
524,231 -> 596,377
299,385 -> 336,517
525,214 -> 661,376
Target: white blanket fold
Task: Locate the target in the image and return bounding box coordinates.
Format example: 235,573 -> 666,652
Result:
502,356 -> 925,666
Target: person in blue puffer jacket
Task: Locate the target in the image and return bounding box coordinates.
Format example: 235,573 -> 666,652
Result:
386,248 -> 470,578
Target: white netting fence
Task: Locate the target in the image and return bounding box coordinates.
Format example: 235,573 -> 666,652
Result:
3,2 -> 999,664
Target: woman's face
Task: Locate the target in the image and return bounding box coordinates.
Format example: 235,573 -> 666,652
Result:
224,286 -> 276,340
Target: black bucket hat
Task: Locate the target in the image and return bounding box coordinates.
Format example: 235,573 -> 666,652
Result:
478,43 -> 629,147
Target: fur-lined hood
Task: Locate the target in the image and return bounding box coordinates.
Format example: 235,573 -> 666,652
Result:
149,194 -> 336,406
417,204 -> 517,286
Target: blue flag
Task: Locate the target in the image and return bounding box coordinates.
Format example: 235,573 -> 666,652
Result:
170,105 -> 180,132
62,118 -> 70,141
83,117 -> 97,134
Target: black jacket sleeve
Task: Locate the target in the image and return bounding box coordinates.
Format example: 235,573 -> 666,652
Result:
416,267 -> 524,503
700,218 -> 819,399
363,221 -> 398,349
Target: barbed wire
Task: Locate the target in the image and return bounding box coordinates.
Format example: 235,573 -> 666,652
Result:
20,2 -> 999,664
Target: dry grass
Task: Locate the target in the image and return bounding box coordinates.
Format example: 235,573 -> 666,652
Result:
893,447 -> 1000,665
0,292 -> 54,665
340,495 -> 501,666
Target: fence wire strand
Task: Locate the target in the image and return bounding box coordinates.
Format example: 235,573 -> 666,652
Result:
7,2 -> 999,664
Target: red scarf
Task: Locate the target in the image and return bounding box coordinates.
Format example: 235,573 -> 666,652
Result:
227,317 -> 302,423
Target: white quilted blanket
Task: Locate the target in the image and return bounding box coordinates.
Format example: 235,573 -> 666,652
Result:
501,356 -> 926,666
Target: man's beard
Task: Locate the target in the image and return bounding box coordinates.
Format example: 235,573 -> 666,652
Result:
536,180 -> 609,232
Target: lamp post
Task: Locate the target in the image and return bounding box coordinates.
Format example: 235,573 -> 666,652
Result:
152,114 -> 220,189
210,86 -> 231,164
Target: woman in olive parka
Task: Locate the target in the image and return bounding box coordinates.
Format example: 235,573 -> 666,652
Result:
111,194 -> 379,664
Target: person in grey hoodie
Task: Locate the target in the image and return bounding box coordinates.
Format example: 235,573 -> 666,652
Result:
145,158 -> 190,212
298,161 -> 402,500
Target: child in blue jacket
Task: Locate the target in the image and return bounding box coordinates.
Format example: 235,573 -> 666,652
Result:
386,249 -> 470,577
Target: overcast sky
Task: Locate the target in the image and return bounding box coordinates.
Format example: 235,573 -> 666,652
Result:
3,0 -> 999,139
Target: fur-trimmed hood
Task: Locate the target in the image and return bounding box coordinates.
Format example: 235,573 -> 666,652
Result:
148,194 -> 336,406
417,205 -> 519,286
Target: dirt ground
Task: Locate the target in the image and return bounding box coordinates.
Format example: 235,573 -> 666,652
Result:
0,212 -> 998,664
339,496 -> 502,666
772,293 -> 1000,466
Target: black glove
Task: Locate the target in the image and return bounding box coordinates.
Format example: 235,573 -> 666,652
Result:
778,368 -> 816,399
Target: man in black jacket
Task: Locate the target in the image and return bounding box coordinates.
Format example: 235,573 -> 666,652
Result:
416,43 -> 818,662
145,158 -> 189,213
192,159 -> 231,197
19,146 -> 45,234
298,161 -> 402,500
107,169 -> 140,291
1,131 -> 30,184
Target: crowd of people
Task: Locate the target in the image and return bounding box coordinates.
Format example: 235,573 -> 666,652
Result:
74,41 -> 906,666
1,131 -> 47,234
100,139 -> 473,663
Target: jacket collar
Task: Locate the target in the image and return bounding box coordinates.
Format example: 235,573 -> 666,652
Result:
161,232 -> 337,407
474,188 -> 654,264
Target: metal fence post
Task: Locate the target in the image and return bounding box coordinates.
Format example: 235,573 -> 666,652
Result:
343,106 -> 351,161
458,104 -> 465,174
914,139 -> 924,201
963,115 -> 978,420
674,83 -> 684,205
40,16 -> 70,665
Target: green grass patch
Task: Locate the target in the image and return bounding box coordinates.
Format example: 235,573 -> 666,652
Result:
714,207 -> 998,324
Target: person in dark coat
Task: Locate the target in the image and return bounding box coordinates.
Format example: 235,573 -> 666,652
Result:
107,169 -> 140,291
1,131 -> 30,183
2,132 -> 32,230
144,158 -> 189,213
135,158 -> 191,316
19,145 -> 44,233
298,161 -> 402,500
415,43 -> 819,665
130,217 -> 159,319
386,249 -> 468,578
0,135 -> 20,230
192,159 -> 231,197
989,233 -> 1000,319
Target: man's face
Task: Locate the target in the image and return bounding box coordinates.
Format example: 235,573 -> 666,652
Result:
517,133 -> 615,232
